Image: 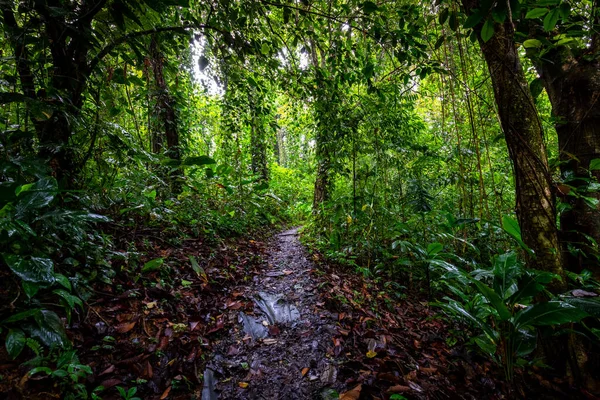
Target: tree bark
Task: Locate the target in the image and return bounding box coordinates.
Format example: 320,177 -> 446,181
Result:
462,1 -> 565,286
249,92 -> 269,182
534,48 -> 600,279
149,35 -> 182,194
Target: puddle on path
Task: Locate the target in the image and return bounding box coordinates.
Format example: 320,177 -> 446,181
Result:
203,227 -> 342,399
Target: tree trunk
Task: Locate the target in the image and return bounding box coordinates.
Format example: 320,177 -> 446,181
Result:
149,35 -> 182,194
535,50 -> 600,279
462,2 -> 565,286
533,44 -> 600,394
249,92 -> 269,182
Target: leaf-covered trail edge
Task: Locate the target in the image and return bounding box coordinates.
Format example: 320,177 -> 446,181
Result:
0,226 -> 526,399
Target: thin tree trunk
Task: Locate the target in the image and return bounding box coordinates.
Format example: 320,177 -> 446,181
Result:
149,35 -> 182,194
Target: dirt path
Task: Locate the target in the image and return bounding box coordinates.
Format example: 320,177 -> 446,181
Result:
204,227 -> 343,399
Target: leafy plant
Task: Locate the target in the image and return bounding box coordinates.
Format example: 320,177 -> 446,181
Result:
434,252 -> 593,381
116,386 -> 141,400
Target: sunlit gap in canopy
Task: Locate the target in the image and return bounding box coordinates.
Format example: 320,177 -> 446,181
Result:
191,35 -> 224,96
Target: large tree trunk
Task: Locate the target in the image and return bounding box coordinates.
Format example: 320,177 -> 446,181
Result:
535,50 -> 600,279
149,35 -> 182,194
533,43 -> 600,394
464,14 -> 565,285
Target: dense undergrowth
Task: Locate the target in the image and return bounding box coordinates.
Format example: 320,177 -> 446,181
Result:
2,0 -> 600,398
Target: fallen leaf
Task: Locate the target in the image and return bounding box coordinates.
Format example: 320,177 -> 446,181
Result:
420,367 -> 437,375
99,365 -> 115,376
160,386 -> 171,399
145,301 -> 157,309
387,385 -> 411,393
114,321 -> 136,333
366,350 -> 377,358
301,367 -> 310,376
340,384 -> 362,400
238,382 -> 249,388
100,378 -> 122,389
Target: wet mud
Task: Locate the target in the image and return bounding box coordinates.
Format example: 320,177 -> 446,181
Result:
204,227 -> 343,399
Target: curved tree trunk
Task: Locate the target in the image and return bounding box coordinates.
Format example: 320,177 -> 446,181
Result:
463,11 -> 565,285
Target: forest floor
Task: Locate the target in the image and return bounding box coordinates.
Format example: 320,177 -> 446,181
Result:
1,226 -> 581,399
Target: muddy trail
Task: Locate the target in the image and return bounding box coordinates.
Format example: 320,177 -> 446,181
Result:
201,229 -> 505,400
204,227 -> 343,399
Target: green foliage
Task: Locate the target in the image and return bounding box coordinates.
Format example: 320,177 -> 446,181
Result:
434,252 -> 592,381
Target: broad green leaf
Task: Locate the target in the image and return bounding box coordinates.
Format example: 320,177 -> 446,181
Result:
530,77 -> 544,100
142,258 -> 164,273
473,334 -> 496,356
463,12 -> 483,29
31,310 -> 69,348
502,215 -> 521,240
182,156 -> 216,166
54,273 -> 72,290
563,297 -> 600,317
514,301 -> 587,329
523,39 -> 543,49
515,328 -> 537,356
438,8 -> 449,25
53,289 -> 83,310
472,280 -> 512,321
4,255 -> 55,284
426,242 -> 443,257
15,177 -> 58,216
509,272 -> 557,305
6,329 -> 25,359
260,43 -> 270,55
2,309 -> 41,323
525,8 -> 549,19
448,11 -> 458,31
22,281 -> 40,298
436,299 -> 498,341
481,19 -> 495,42
501,216 -> 531,252
543,8 -> 560,31
589,159 -> 600,170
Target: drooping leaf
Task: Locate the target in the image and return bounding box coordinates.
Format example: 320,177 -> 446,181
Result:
523,39 -> 543,49
4,255 -> 55,284
2,309 -> 41,324
30,310 -> 69,348
563,297 -> 600,317
514,301 -> 587,329
463,11 -> 484,29
6,329 -> 25,359
481,19 -> 495,42
472,280 -> 512,321
525,8 -> 549,19
15,177 -> 58,216
543,8 -> 561,31
426,242 -> 443,257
